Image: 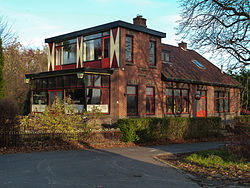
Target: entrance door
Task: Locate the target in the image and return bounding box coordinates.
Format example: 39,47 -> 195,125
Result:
196,91 -> 206,117
48,90 -> 63,107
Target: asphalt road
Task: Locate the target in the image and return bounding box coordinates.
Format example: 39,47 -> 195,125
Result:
0,142 -> 225,188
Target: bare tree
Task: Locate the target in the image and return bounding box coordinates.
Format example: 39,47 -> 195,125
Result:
177,0 -> 249,69
0,16 -> 15,45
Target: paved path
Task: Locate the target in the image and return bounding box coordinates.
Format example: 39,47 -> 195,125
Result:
0,142 -> 226,188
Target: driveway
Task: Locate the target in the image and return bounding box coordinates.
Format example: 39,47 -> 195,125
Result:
0,142 -> 225,188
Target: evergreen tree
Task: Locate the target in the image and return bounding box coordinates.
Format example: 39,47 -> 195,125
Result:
0,38 -> 4,99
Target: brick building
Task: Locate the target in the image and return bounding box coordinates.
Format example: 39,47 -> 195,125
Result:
25,16 -> 241,124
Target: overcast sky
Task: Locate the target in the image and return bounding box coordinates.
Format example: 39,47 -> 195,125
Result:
0,0 -> 181,48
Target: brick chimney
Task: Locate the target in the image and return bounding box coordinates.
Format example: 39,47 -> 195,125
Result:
133,15 -> 147,27
178,42 -> 187,51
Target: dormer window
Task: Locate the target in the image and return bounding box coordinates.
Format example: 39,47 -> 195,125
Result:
162,51 -> 170,63
192,60 -> 206,69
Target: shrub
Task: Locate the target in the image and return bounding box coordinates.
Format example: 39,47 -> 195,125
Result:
0,98 -> 18,132
234,115 -> 250,126
117,117 -> 222,143
20,97 -> 102,137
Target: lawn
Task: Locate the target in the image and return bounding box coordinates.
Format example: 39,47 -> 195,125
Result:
156,144 -> 249,186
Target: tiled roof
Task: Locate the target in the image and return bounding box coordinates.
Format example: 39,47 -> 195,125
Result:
161,44 -> 241,88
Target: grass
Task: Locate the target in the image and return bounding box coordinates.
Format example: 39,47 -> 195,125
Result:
185,148 -> 249,170
156,144 -> 250,186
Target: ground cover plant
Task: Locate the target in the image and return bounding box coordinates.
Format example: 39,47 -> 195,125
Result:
156,144 -> 250,186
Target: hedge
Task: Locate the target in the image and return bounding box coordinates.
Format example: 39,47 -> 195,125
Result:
117,117 -> 221,143
234,115 -> 250,126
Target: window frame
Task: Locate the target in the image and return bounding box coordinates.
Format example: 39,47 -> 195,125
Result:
214,91 -> 230,113
126,85 -> 138,116
149,40 -> 156,66
125,35 -> 133,63
166,88 -> 189,114
146,87 -> 155,115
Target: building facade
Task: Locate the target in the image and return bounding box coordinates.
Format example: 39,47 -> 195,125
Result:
25,16 -> 241,124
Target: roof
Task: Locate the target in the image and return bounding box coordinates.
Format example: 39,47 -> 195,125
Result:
45,20 -> 166,43
161,44 -> 241,88
25,68 -> 113,79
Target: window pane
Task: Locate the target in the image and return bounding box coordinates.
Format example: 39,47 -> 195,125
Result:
174,89 -> 180,96
94,38 -> 102,60
64,76 -> 71,88
201,98 -> 205,111
56,48 -> 61,65
49,91 -> 55,107
166,97 -> 173,113
56,77 -> 63,89
104,38 -> 110,58
71,75 -> 77,87
166,89 -> 172,96
146,96 -> 154,114
85,33 -> 102,41
161,52 -> 164,61
57,91 -> 64,102
87,89 -> 101,104
182,97 -> 188,113
102,76 -> 109,87
126,36 -> 132,62
127,86 -> 136,94
42,79 -> 48,90
102,31 -> 110,36
48,77 -> 56,89
66,89 -> 85,104
224,99 -> 228,112
146,87 -> 153,95
63,40 -> 77,64
94,75 -> 101,87
149,41 -> 155,65
33,91 -> 47,105
37,79 -> 42,89
219,99 -> 223,112
127,96 -> 136,114
165,53 -> 170,61
182,90 -> 188,97
86,40 -> 95,61
174,97 -> 181,113
197,100 -> 200,111
86,75 -> 93,86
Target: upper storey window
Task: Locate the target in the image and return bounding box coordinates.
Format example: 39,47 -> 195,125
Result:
162,51 -> 170,63
84,32 -> 110,62
63,39 -> 77,65
126,35 -> 133,63
149,41 -> 156,66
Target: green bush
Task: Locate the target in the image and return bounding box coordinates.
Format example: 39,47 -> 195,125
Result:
117,117 -> 222,143
234,115 -> 250,126
20,97 -> 102,137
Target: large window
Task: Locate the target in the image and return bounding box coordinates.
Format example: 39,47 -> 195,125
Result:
33,91 -> 47,105
127,85 -> 138,116
146,87 -> 155,114
84,32 -> 110,62
85,74 -> 109,106
149,41 -> 156,66
166,88 -> 189,114
214,91 -> 229,112
63,39 -> 77,65
126,35 -> 133,63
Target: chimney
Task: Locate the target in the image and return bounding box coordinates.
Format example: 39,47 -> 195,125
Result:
133,15 -> 147,27
178,42 -> 187,51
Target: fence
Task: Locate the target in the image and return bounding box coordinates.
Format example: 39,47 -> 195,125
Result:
0,130 -> 122,148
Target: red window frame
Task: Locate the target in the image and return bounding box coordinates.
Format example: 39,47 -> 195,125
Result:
166,88 -> 189,114
214,91 -> 230,113
125,35 -> 133,63
126,85 -> 138,116
102,36 -> 110,68
146,87 -> 155,115
86,74 -> 110,114
54,46 -> 62,71
149,41 -> 156,66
